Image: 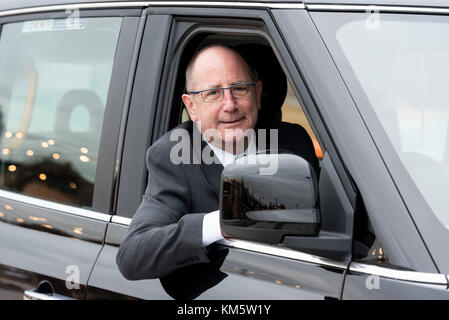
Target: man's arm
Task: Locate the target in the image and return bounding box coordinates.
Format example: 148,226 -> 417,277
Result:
116,142 -> 211,280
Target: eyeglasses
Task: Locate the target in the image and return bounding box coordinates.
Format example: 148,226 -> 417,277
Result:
187,81 -> 257,103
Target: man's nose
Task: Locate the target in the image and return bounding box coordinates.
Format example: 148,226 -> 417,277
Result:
222,88 -> 237,112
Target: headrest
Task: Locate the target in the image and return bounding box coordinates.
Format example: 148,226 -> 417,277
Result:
54,89 -> 103,134
234,44 -> 287,129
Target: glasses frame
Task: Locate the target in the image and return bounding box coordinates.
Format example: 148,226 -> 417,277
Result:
187,81 -> 257,103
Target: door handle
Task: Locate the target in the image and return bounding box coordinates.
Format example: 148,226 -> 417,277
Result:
23,280 -> 76,300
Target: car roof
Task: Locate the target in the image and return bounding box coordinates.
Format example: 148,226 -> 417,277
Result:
303,0 -> 449,8
0,0 -> 448,12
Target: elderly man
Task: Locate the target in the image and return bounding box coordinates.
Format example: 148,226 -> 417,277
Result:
116,45 -> 318,284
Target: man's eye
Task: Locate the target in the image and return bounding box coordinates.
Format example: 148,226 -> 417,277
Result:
205,90 -> 219,97
233,85 -> 249,95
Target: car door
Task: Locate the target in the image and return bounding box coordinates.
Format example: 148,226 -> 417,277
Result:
0,2 -> 140,299
87,3 -> 353,300
300,3 -> 449,299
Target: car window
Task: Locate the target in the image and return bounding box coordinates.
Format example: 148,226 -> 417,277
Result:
0,17 -> 122,208
314,13 -> 449,230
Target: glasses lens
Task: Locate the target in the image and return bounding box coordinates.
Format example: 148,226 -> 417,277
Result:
202,88 -> 223,102
231,84 -> 250,98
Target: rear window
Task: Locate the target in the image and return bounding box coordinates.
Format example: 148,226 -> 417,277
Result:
0,17 -> 122,208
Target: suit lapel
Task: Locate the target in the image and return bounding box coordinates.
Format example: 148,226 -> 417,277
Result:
190,122 -> 223,200
200,145 -> 223,200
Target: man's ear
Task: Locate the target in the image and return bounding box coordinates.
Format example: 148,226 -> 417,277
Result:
255,80 -> 263,111
182,94 -> 198,121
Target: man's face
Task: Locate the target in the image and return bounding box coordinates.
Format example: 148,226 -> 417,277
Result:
182,46 -> 262,151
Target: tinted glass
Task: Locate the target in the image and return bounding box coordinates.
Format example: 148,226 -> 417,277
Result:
0,17 -> 122,207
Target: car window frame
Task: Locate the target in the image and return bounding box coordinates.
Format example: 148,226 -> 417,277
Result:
147,5 -> 356,204
115,6 -> 356,224
116,5 -> 356,265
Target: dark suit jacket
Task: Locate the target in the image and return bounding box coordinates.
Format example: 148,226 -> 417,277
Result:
116,120 -> 319,280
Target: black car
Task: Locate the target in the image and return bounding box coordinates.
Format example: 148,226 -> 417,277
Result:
0,0 -> 448,300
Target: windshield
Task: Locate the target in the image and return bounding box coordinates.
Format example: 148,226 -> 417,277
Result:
313,12 -> 449,229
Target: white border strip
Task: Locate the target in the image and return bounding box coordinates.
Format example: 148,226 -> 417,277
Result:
0,2 -> 151,17
0,1 -> 305,17
148,1 -> 305,9
217,238 -> 348,270
306,4 -> 449,15
0,189 -> 111,222
350,262 -> 448,285
111,215 -> 132,225
108,216 -> 347,269
106,215 -> 449,283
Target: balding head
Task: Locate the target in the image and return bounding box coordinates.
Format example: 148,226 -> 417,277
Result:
185,45 -> 257,93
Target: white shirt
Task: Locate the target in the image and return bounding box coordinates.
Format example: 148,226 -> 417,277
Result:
201,137 -> 257,246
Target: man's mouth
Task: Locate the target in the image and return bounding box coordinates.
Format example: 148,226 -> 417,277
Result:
220,118 -> 245,126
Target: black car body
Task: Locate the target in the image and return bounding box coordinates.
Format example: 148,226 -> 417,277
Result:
0,0 -> 448,300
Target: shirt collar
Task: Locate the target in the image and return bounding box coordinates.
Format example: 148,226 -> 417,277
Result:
206,135 -> 257,168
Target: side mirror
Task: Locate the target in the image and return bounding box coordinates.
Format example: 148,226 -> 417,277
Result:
220,153 -> 320,244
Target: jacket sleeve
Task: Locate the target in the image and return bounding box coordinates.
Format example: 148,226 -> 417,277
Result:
116,142 -> 210,280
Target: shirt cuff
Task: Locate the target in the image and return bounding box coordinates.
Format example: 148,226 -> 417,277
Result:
202,210 -> 224,247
